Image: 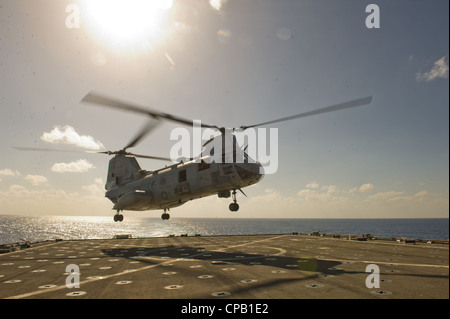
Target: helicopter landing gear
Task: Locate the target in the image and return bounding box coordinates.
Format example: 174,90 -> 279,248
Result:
161,209 -> 170,220
229,190 -> 240,212
114,212 -> 124,222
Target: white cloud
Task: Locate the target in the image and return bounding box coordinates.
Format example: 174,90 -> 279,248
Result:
369,191 -> 404,201
368,189 -> 433,203
0,183 -> 111,216
348,183 -> 374,193
359,183 -> 374,193
305,181 -> 320,189
51,159 -> 95,173
414,190 -> 428,197
297,182 -> 432,210
298,184 -> 344,202
82,178 -> 105,196
416,56 -> 449,82
414,190 -> 428,202
0,169 -> 20,176
0,169 -> 21,182
321,185 -> 337,194
297,188 -> 314,197
25,174 -> 48,186
41,125 -> 105,150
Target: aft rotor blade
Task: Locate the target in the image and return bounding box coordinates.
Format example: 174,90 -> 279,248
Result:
240,96 -> 372,130
123,118 -> 161,151
14,146 -> 171,161
81,91 -> 218,129
14,146 -> 102,154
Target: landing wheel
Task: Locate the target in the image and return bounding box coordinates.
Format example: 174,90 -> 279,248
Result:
161,211 -> 170,220
114,214 -> 124,222
229,190 -> 240,212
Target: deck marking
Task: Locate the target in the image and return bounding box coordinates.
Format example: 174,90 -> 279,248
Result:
317,257 -> 449,269
5,234 -> 287,299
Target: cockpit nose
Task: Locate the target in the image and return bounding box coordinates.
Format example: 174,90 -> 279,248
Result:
256,162 -> 264,181
235,162 -> 264,184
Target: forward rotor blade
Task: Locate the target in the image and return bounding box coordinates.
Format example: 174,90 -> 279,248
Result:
240,96 -> 372,130
123,118 -> 161,151
14,146 -> 101,154
81,91 -> 218,129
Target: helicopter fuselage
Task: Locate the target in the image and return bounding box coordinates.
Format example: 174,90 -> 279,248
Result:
105,156 -> 263,212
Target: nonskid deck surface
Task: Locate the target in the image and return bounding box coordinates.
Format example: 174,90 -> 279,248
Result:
0,234 -> 448,299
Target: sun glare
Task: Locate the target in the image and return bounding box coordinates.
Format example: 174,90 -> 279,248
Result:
80,0 -> 173,52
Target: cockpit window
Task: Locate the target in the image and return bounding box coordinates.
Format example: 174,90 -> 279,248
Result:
178,169 -> 186,182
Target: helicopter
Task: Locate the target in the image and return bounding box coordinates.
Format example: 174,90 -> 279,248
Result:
16,92 -> 372,221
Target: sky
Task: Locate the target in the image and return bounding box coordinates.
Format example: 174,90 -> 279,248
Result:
0,0 -> 448,219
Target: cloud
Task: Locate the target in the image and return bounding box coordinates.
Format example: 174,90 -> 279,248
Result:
305,181 -> 320,189
82,178 -> 105,196
413,190 -> 428,202
0,169 -> 21,182
297,188 -> 314,197
51,159 -> 95,173
348,183 -> 374,193
41,125 -> 105,150
0,169 -> 21,176
359,183 -> 374,193
321,185 -> 337,194
298,184 -> 344,202
297,182 -> 431,210
369,191 -> 404,201
25,174 -> 48,186
0,183 -> 111,216
414,190 -> 428,197
416,56 -> 449,82
368,189 -> 433,203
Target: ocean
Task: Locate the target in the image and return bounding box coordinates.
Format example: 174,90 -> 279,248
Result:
0,215 -> 448,245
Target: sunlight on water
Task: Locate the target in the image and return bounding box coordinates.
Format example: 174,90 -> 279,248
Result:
0,215 -> 448,244
0,215 -> 191,244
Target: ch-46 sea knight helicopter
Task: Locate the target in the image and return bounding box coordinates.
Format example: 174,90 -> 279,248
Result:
16,92 -> 372,221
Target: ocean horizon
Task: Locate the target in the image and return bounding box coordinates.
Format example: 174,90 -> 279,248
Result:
0,215 -> 448,245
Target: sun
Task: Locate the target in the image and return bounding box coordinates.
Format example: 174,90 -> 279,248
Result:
80,0 -> 173,52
